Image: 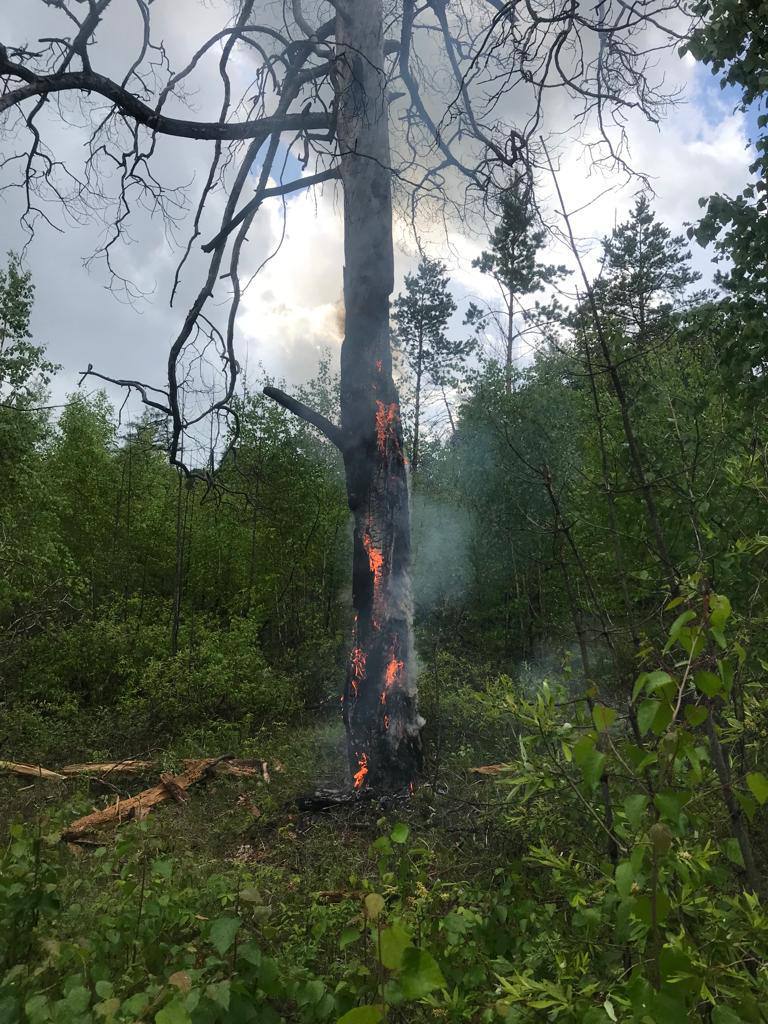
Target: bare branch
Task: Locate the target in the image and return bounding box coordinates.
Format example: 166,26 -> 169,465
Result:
202,166 -> 340,253
0,47 -> 332,140
263,385 -> 346,452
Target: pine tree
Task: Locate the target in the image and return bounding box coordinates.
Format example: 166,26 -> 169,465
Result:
598,195 -> 701,348
469,179 -> 566,392
392,258 -> 470,471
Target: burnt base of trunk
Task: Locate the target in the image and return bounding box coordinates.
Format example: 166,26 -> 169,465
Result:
295,782 -> 416,813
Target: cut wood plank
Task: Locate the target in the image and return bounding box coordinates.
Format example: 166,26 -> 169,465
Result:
61,756 -> 230,842
0,760 -> 65,781
60,760 -> 153,775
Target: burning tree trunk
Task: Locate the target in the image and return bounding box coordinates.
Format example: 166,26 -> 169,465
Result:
265,0 -> 423,793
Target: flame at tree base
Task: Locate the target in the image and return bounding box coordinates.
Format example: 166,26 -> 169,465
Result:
353,752 -> 369,789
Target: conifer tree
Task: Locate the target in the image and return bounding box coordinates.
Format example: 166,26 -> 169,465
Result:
469,179 -> 566,392
392,258 -> 470,471
597,195 -> 700,349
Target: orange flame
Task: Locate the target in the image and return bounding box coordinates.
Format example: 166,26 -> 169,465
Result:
353,753 -> 368,790
375,400 -> 399,457
362,529 -> 384,583
385,654 -> 404,689
350,645 -> 366,697
383,714 -> 390,730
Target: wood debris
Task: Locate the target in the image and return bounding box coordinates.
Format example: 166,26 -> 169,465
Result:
61,756 -> 230,843
469,764 -> 508,776
61,760 -> 153,776
159,772 -> 190,804
183,757 -> 273,781
0,760 -> 66,781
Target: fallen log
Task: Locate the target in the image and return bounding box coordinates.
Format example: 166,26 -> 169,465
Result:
160,772 -> 190,804
61,756 -> 231,842
61,760 -> 153,776
183,757 -> 273,781
0,760 -> 65,781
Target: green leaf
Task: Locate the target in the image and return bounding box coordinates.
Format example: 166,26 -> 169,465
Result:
65,988 -> 90,1014
339,927 -> 361,950
725,838 -> 745,868
615,861 -> 635,898
399,948 -> 446,998
336,1007 -> 384,1024
709,594 -> 732,629
637,700 -> 660,737
655,790 -> 690,826
390,823 -> 410,845
240,887 -> 261,903
592,704 -> 617,731
746,771 -> 768,805
651,702 -> 673,736
694,670 -> 721,697
237,941 -> 261,967
95,997 -> 120,1020
684,705 -> 708,727
205,982 -> 230,1011
645,671 -> 673,695
378,923 -> 412,969
209,915 -> 240,956
624,794 -> 648,830
155,1002 -> 192,1024
364,893 -> 385,920
572,736 -> 605,790
632,673 -> 649,702
677,627 -> 705,658
736,790 -> 757,822
634,890 -> 671,927
712,1006 -> 745,1024
669,609 -> 696,640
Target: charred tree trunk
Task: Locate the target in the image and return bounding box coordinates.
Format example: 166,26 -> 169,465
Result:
336,0 -> 423,792
265,0 -> 423,793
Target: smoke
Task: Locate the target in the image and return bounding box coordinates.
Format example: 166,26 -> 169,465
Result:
410,491 -> 474,615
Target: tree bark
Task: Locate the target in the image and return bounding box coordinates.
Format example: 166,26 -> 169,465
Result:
505,290 -> 514,395
336,0 -> 423,792
268,0 -> 423,792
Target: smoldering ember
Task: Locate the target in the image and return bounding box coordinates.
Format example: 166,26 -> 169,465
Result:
1,1 -> 767,1021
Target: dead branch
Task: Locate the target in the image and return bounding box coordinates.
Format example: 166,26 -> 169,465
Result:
0,760 -> 65,781
60,755 -> 231,842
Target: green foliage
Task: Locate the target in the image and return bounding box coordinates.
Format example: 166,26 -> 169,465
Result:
1,335 -> 348,760
685,1 -> 768,391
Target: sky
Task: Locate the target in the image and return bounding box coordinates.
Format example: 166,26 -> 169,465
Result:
0,1 -> 757,425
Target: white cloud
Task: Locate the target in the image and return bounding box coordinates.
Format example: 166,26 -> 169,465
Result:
0,2 -> 755,412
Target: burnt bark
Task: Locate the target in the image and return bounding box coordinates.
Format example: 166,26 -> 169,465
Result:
336,0 -> 423,793
266,0 -> 423,793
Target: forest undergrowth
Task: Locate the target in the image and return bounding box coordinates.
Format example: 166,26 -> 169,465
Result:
2,636 -> 768,1024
